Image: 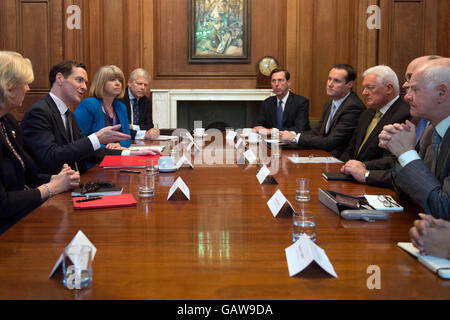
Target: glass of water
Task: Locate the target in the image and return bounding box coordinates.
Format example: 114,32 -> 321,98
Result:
138,173 -> 155,198
292,211 -> 316,242
62,245 -> 93,290
295,178 -> 311,202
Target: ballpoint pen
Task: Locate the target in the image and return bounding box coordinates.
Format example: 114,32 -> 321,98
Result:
120,169 -> 141,174
76,196 -> 102,202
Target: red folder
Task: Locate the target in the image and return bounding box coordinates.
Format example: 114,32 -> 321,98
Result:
99,155 -> 161,168
73,194 -> 137,209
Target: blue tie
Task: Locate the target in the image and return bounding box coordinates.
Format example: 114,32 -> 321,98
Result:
277,100 -> 283,129
415,119 -> 428,145
325,103 -> 337,134
132,98 -> 139,125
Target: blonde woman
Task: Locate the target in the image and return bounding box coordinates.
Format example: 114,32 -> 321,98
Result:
74,65 -> 131,150
0,51 -> 79,234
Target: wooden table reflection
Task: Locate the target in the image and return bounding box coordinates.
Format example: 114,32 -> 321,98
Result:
0,136 -> 448,300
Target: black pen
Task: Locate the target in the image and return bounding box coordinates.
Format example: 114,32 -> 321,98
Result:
76,196 -> 102,203
120,169 -> 141,174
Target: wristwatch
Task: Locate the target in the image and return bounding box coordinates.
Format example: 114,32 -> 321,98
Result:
364,170 -> 370,182
291,133 -> 300,143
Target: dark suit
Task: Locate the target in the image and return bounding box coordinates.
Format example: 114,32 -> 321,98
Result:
0,113 -> 48,234
295,91 -> 365,157
340,97 -> 411,170
21,94 -> 121,175
118,87 -> 154,139
253,92 -> 310,132
394,124 -> 450,220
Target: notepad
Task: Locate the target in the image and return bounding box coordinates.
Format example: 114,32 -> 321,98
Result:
99,155 -> 161,168
73,194 -> 137,209
398,242 -> 450,279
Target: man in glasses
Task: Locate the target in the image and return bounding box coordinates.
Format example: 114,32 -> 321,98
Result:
379,57 -> 450,220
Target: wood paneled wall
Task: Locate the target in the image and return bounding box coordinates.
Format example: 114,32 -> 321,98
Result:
1,0 -> 449,122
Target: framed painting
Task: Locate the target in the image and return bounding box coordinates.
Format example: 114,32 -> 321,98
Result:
188,0 -> 251,64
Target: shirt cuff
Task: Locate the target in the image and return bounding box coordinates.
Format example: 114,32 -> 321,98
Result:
88,134 -> 101,151
134,130 -> 146,140
132,124 -> 140,131
121,150 -> 131,155
295,133 -> 301,144
398,150 -> 421,167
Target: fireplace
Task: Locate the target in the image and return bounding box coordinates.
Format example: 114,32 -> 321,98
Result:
151,89 -> 273,129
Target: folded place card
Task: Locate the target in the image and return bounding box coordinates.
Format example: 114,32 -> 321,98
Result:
187,140 -> 201,152
267,189 -> 294,218
235,138 -> 245,149
243,149 -> 257,164
49,230 -> 97,278
168,177 -> 190,200
285,234 -> 338,278
226,131 -> 237,141
175,155 -> 194,169
256,165 -> 278,185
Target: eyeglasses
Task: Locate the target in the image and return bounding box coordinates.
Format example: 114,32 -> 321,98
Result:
377,194 -> 400,208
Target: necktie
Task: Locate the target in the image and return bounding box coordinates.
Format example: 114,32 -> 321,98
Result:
277,100 -> 283,129
358,110 -> 382,155
431,129 -> 442,173
415,119 -> 428,145
64,110 -> 79,172
132,98 -> 139,125
325,103 -> 337,134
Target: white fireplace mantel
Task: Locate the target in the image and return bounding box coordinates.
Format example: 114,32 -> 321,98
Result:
151,89 -> 273,128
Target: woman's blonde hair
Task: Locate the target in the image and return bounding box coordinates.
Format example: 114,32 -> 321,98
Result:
0,51 -> 34,108
89,65 -> 125,99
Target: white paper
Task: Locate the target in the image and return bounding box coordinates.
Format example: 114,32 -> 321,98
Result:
256,165 -> 271,184
226,131 -> 237,141
288,156 -> 343,164
285,234 -> 338,278
267,189 -> 292,217
364,195 -> 403,211
129,145 -> 165,153
149,135 -> 177,141
175,155 -> 194,169
167,177 -> 190,200
49,230 -> 97,278
243,149 -> 257,164
235,138 -> 245,149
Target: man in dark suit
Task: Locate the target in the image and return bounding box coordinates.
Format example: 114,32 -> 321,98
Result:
379,58 -> 450,220
253,68 -> 310,134
21,61 -> 159,175
279,64 -> 365,157
339,65 -> 410,183
118,68 -> 159,140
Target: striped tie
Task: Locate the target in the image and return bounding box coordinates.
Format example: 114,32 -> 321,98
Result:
357,110 -> 382,155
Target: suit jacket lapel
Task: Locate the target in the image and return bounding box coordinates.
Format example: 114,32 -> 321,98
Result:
282,93 -> 293,125
436,128 -> 450,180
355,108 -> 375,153
320,100 -> 333,135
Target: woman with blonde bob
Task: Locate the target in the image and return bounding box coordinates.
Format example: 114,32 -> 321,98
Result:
74,65 -> 131,151
0,51 -> 79,234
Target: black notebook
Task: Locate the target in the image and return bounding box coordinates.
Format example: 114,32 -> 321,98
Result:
322,172 -> 355,181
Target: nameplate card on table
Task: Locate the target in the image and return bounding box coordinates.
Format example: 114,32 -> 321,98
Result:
267,189 -> 294,218
167,177 -> 190,200
73,194 -> 137,209
243,149 -> 257,164
235,137 -> 245,149
285,234 -> 338,278
187,140 -> 201,152
99,155 -> 161,168
226,131 -> 237,141
398,242 -> 450,279
256,165 -> 278,185
288,156 -> 343,164
49,230 -> 97,278
175,155 -> 194,169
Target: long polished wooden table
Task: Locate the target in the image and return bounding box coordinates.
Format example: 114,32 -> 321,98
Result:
0,137 -> 448,300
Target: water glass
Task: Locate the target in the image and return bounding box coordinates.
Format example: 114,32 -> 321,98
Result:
296,178 -> 311,202
146,159 -> 159,176
292,211 -> 316,242
138,173 -> 155,198
62,245 -> 93,290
